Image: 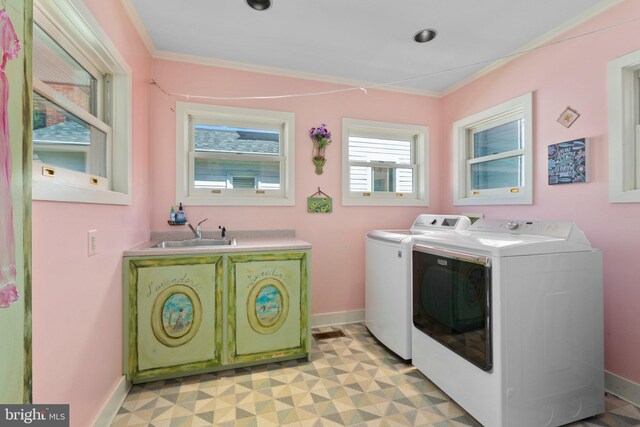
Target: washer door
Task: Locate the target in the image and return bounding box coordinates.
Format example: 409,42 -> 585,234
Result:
412,245 -> 492,371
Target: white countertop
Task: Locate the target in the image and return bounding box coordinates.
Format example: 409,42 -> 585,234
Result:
124,237 -> 311,257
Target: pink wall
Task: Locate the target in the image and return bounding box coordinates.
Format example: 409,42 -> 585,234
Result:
150,60 -> 442,315
31,1 -> 152,426
28,1 -> 640,423
440,0 -> 640,383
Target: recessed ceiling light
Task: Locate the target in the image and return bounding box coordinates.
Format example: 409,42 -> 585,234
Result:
247,0 -> 272,11
414,29 -> 437,43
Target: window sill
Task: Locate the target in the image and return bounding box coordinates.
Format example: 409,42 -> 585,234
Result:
33,181 -> 131,205
342,195 -> 428,207
454,194 -> 532,206
179,194 -> 295,207
609,188 -> 640,203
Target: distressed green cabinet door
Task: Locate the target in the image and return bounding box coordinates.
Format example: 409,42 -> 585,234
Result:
125,256 -> 223,381
228,252 -> 310,364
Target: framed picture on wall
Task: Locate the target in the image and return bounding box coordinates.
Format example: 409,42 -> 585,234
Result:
548,138 -> 588,185
557,106 -> 580,128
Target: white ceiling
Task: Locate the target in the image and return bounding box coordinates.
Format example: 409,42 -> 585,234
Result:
128,0 -> 614,94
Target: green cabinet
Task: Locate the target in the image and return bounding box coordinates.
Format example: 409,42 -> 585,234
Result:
124,256 -> 224,382
228,252 -> 309,364
124,250 -> 310,382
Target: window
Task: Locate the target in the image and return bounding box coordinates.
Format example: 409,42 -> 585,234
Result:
608,50 -> 640,203
342,118 -> 428,206
453,93 -> 533,205
176,102 -> 295,206
32,0 -> 132,204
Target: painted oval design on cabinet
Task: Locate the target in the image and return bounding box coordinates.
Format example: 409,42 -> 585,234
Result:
151,285 -> 203,347
162,293 -> 194,338
255,285 -> 282,327
247,278 -> 289,335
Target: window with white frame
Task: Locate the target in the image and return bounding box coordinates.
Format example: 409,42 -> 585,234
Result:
342,118 -> 428,206
608,50 -> 640,203
176,102 -> 295,206
453,93 -> 533,205
32,0 -> 132,205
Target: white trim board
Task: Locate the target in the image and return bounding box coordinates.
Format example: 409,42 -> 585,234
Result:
91,375 -> 131,427
605,370 -> 640,407
119,0 -> 156,56
311,310 -> 365,328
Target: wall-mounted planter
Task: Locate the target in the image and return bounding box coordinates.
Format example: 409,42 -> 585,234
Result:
309,124 -> 332,175
313,157 -> 326,174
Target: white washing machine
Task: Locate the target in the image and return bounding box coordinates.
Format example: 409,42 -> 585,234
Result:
365,214 -> 471,360
411,219 -> 603,427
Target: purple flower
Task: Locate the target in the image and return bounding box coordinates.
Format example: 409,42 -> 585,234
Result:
309,123 -> 332,144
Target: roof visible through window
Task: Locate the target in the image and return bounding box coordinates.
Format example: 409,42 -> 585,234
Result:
194,125 -> 279,155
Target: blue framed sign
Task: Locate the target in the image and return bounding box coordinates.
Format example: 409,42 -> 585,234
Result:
548,138 -> 588,185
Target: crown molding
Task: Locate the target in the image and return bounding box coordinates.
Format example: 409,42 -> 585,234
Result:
119,0 -> 156,56
442,0 -> 625,96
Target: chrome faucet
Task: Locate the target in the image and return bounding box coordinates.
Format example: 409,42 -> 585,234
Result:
187,218 -> 208,239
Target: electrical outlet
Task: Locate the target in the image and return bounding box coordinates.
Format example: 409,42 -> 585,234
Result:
88,230 -> 97,256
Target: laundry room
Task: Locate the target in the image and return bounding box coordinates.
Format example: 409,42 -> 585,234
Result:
2,0 -> 640,426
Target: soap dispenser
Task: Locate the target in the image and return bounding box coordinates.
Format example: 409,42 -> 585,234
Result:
175,203 -> 186,223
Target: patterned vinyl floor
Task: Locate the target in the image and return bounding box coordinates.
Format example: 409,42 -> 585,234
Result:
112,323 -> 640,426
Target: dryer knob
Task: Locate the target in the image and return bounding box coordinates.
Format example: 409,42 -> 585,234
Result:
506,221 -> 519,230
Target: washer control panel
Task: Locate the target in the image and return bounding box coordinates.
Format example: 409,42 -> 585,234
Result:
412,215 -> 472,231
470,219 -> 574,239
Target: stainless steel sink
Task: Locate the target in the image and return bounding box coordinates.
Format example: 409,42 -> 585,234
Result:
151,238 -> 237,248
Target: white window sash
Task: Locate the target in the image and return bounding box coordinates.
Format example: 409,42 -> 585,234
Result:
32,0 -> 133,205
33,160 -> 109,191
33,80 -> 113,190
189,187 -> 285,197
34,79 -> 111,135
348,161 -> 416,169
466,149 -> 524,166
453,92 -> 533,206
176,102 -> 295,206
342,118 -> 428,206
467,110 -> 523,135
188,151 -> 284,196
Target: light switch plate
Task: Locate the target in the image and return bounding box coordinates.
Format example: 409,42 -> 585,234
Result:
88,229 -> 97,256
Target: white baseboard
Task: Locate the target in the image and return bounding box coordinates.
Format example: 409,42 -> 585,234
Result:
311,309 -> 365,328
92,375 -> 131,427
605,370 -> 640,407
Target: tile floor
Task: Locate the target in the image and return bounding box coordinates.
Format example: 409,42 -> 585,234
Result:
112,323 -> 640,426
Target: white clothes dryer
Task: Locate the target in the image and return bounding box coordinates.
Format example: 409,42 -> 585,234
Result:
411,219 -> 603,427
365,214 -> 470,360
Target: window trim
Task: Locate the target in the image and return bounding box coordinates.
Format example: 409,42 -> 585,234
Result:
32,0 -> 132,205
452,92 -> 533,206
342,118 -> 429,207
608,49 -> 640,203
176,102 -> 295,206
